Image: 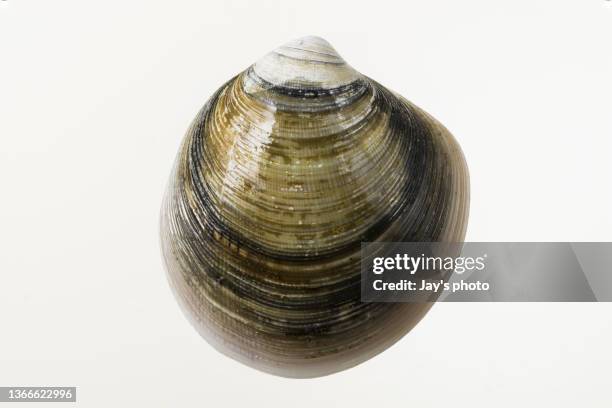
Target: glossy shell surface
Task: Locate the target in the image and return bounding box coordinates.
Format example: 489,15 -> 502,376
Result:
160,36 -> 469,378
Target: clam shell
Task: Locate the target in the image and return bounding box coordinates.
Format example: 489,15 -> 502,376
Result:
160,36 -> 469,378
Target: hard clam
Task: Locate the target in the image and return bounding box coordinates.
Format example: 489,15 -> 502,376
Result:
160,36 -> 469,378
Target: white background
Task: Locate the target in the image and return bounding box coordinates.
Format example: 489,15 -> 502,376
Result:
1,0 -> 611,406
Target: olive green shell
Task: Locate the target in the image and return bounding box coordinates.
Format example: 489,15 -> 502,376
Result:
160,36 -> 469,378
